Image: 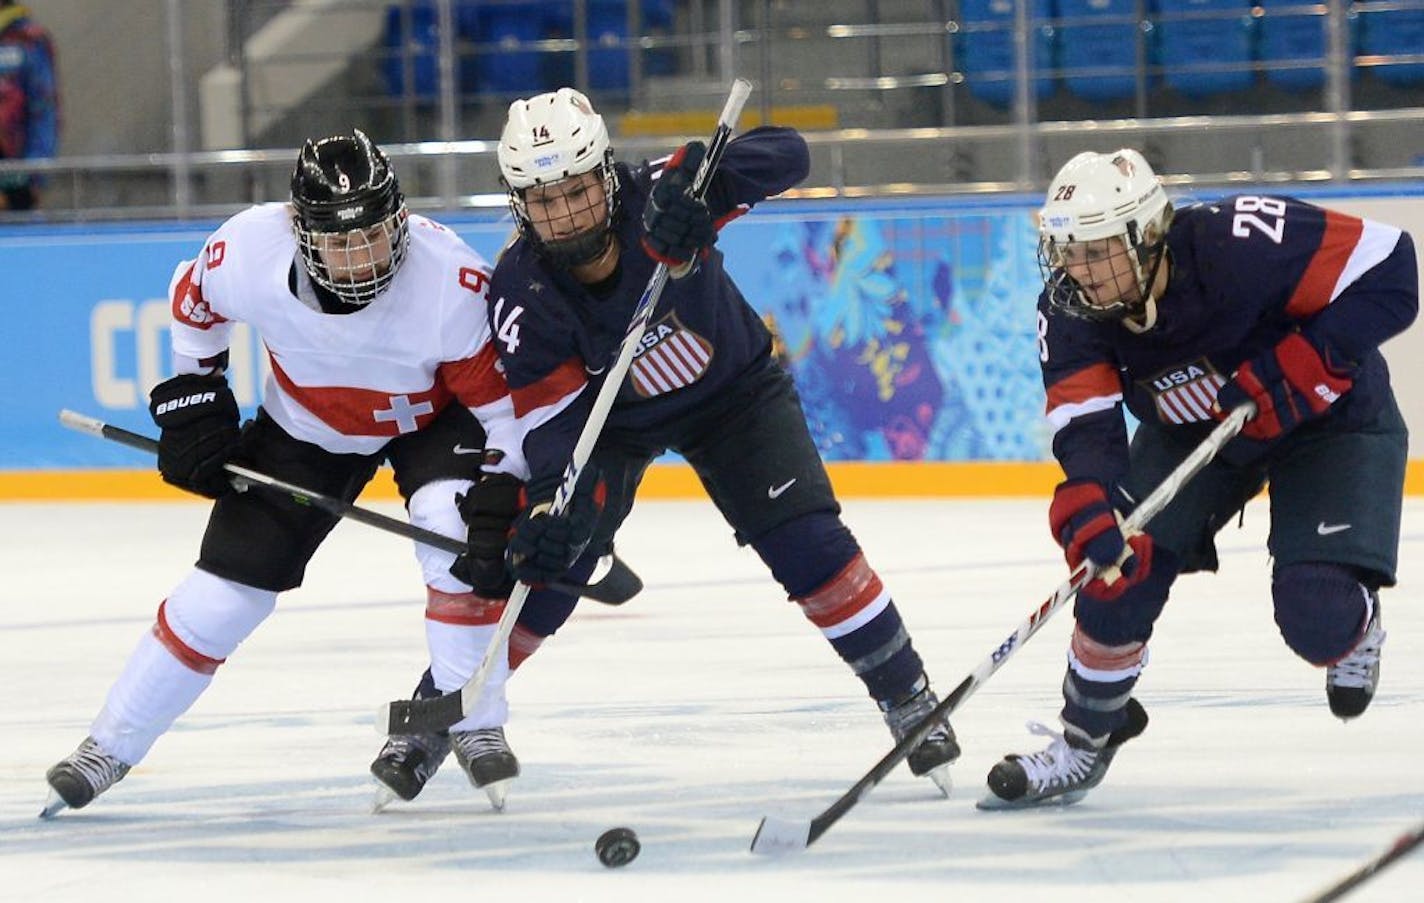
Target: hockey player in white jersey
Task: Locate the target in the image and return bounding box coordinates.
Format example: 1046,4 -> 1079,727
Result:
43,130 -> 528,816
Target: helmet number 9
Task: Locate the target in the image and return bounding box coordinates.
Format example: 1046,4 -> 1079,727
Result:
1231,196 -> 1286,244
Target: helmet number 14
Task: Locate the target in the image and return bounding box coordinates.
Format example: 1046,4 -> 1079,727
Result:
493,297 -> 525,354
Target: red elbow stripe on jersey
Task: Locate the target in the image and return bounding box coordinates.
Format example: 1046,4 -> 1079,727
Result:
1045,362 -> 1121,416
439,343 -> 507,409
424,587 -> 507,626
170,262 -> 227,330
269,356 -> 452,436
794,553 -> 886,629
1070,626 -> 1145,674
153,600 -> 225,675
508,624 -> 545,671
510,357 -> 588,418
713,205 -> 750,231
1286,210 -> 1365,319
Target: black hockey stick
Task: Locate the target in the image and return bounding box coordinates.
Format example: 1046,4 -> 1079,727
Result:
380,77 -> 756,736
1301,820 -> 1424,903
750,403 -> 1256,854
57,409 -> 641,605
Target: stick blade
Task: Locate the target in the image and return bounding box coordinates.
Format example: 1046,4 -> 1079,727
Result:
750,816 -> 811,855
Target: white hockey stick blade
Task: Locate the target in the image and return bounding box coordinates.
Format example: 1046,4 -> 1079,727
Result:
750,816 -> 812,855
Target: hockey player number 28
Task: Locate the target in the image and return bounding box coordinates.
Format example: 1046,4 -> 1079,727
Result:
1231,196 -> 1286,244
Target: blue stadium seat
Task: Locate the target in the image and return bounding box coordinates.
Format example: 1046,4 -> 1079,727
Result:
1257,2 -> 1336,91
382,3 -> 442,100
956,0 -> 1056,108
1155,0 -> 1254,97
542,0 -> 676,93
458,1 -> 545,95
1358,3 -> 1424,86
1057,0 -> 1144,102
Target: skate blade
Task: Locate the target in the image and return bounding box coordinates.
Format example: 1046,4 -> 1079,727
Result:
749,816 -> 811,855
39,788 -> 69,819
925,764 -> 953,798
371,782 -> 401,815
975,788 -> 1088,811
482,778 -> 512,812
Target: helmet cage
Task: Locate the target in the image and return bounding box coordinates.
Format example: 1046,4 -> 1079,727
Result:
506,154 -> 620,268
291,130 -> 410,306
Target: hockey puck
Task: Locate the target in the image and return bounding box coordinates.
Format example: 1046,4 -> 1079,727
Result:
595,827 -> 640,868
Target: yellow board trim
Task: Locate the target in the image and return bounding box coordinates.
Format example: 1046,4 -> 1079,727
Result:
619,105 -> 839,138
5,460 -> 1424,501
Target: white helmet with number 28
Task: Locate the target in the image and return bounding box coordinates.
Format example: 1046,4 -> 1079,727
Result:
1038,148 -> 1172,332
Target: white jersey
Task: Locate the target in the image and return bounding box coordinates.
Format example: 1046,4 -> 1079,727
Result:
166,203 -> 526,476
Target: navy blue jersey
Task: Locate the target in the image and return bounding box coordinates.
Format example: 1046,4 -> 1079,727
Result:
1040,194 -> 1418,485
487,126 -> 811,497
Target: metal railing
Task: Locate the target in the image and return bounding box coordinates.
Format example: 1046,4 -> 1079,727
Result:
2,0 -> 1421,222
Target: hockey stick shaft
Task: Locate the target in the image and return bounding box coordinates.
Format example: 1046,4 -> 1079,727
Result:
1302,821 -> 1424,903
751,402 -> 1255,854
57,409 -> 636,604
382,77 -> 755,735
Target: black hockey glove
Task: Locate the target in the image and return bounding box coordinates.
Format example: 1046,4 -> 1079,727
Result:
449,472 -> 524,598
641,141 -> 717,275
507,467 -> 605,586
148,372 -> 241,498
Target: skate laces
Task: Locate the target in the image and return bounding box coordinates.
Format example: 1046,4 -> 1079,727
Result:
382,732 -> 447,765
883,688 -> 952,745
1329,618 -> 1386,689
452,727 -> 510,761
62,738 -> 130,792
1015,722 -> 1098,791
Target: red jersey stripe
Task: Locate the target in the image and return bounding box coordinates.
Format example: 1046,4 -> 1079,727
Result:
438,342 -> 507,409
510,357 -> 587,418
268,354 -> 451,436
1045,361 -> 1120,414
1285,210 -> 1365,319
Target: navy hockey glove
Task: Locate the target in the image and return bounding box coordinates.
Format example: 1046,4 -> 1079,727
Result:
148,373 -> 241,499
1049,478 -> 1126,571
1214,332 -> 1354,442
507,467 -> 606,586
449,472 -> 524,597
641,141 -> 717,274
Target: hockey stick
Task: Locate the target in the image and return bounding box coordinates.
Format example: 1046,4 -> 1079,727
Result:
750,402 -> 1256,854
1301,820 -> 1424,903
380,77 -> 756,736
57,409 -> 641,605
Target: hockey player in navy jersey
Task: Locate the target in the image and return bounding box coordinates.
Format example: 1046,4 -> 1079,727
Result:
374,87 -> 959,797
43,131 -> 536,817
980,149 -> 1417,810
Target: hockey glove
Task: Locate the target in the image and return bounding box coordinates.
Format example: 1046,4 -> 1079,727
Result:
1074,534 -> 1180,645
449,472 -> 524,598
1214,332 -> 1354,442
1049,478 -> 1126,571
148,372 -> 241,499
641,141 -> 717,275
507,467 -> 606,586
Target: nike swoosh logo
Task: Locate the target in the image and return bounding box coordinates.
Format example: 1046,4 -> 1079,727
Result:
1317,522 -> 1352,536
452,444 -> 483,456
768,479 -> 797,499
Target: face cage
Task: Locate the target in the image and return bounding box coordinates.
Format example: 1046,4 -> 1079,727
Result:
1037,232 -> 1162,324
508,161 -> 620,269
295,210 -> 409,306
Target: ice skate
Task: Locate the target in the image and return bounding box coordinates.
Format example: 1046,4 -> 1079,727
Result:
41,737 -> 131,818
1327,597 -> 1386,720
451,727 -> 519,811
370,730 -> 452,813
978,697 -> 1147,810
880,675 -> 960,797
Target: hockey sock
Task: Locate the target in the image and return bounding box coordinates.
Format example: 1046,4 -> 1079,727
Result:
1061,625 -> 1146,745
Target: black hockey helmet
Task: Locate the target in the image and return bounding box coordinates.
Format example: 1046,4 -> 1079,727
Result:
290,129 -> 409,305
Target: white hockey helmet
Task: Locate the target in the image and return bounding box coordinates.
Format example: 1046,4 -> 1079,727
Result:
498,88 -> 620,267
1038,148 -> 1172,330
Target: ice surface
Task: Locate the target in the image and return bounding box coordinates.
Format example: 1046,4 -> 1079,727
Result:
2,497 -> 1421,902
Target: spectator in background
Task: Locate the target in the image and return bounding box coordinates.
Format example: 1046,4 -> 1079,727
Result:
0,1 -> 58,211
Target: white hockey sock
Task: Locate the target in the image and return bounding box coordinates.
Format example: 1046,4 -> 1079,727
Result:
90,631 -> 214,766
